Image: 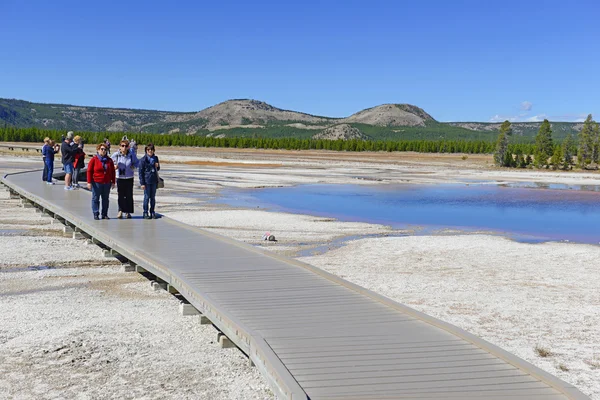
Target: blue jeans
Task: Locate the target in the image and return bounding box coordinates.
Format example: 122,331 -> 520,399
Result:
64,163 -> 74,175
45,159 -> 54,182
143,183 -> 157,214
91,182 -> 111,217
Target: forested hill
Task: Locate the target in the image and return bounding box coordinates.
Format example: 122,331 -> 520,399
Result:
0,97 -> 583,142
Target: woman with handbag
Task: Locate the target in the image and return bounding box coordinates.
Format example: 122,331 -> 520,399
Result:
111,139 -> 139,219
87,143 -> 116,220
138,143 -> 160,219
72,135 -> 86,188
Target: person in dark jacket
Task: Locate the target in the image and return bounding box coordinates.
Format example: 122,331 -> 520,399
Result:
87,143 -> 116,220
61,131 -> 76,190
138,143 -> 160,219
42,139 -> 59,184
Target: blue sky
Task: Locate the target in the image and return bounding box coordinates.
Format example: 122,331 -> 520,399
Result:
1,0 -> 598,122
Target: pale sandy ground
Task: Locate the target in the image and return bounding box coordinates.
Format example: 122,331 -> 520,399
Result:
1,148 -> 599,399
0,189 -> 273,400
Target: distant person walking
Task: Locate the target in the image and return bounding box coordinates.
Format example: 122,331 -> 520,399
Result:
61,131 -> 76,190
87,143 -> 116,220
138,143 -> 160,219
103,138 -> 111,154
129,138 -> 137,155
41,137 -> 49,181
111,139 -> 139,219
42,139 -> 59,185
72,135 -> 86,188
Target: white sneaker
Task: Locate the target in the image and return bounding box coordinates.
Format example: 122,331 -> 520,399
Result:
46,181 -> 55,185
64,186 -> 73,191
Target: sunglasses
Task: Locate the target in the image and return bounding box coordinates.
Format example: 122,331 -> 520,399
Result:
120,144 -> 128,147
99,148 -> 107,151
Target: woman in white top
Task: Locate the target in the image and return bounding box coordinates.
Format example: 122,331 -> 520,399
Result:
111,139 -> 139,219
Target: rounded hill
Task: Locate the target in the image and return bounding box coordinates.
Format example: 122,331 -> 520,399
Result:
192,99 -> 334,129
342,104 -> 435,127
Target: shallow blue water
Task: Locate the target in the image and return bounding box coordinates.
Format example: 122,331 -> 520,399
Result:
219,183 -> 600,244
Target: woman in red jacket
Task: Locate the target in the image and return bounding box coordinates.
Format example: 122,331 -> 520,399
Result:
87,143 -> 116,220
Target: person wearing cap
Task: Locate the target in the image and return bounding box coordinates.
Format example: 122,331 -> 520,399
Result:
42,138 -> 59,184
61,131 -> 76,190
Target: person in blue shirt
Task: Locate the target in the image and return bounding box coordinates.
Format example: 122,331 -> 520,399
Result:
138,143 -> 160,219
42,139 -> 59,184
41,137 -> 49,181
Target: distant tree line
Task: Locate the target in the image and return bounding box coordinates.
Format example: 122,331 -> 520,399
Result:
493,115 -> 598,170
0,125 -> 586,170
0,126 -> 499,154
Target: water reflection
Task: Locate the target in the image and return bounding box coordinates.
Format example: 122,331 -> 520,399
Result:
218,183 -> 600,244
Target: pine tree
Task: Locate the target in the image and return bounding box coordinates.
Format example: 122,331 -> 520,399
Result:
514,149 -> 525,168
562,134 -> 575,169
550,145 -> 563,170
593,121 -> 600,164
503,150 -> 514,167
534,119 -> 553,168
578,114 -> 595,168
519,155 -> 528,168
493,120 -> 512,166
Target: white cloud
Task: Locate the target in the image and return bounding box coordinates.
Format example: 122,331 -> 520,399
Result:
488,114 -> 522,123
489,114 -> 504,123
526,114 -> 548,122
520,101 -> 533,111
489,112 -> 590,123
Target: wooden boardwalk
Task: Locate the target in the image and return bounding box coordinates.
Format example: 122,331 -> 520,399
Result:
2,170 -> 589,400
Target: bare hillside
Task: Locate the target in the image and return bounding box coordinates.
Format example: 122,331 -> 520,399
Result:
342,104 -> 435,127
449,122 -> 583,137
193,99 -> 335,129
312,124 -> 369,141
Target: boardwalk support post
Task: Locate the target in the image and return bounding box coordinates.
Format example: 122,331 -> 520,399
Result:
135,265 -> 147,273
104,249 -> 120,258
218,333 -> 236,349
167,284 -> 179,295
179,302 -> 200,316
152,279 -> 167,291
121,262 -> 136,272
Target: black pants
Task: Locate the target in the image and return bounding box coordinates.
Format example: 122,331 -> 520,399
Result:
117,179 -> 134,213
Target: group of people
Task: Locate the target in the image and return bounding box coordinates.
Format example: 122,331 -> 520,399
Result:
42,131 -> 84,189
42,132 -> 161,221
